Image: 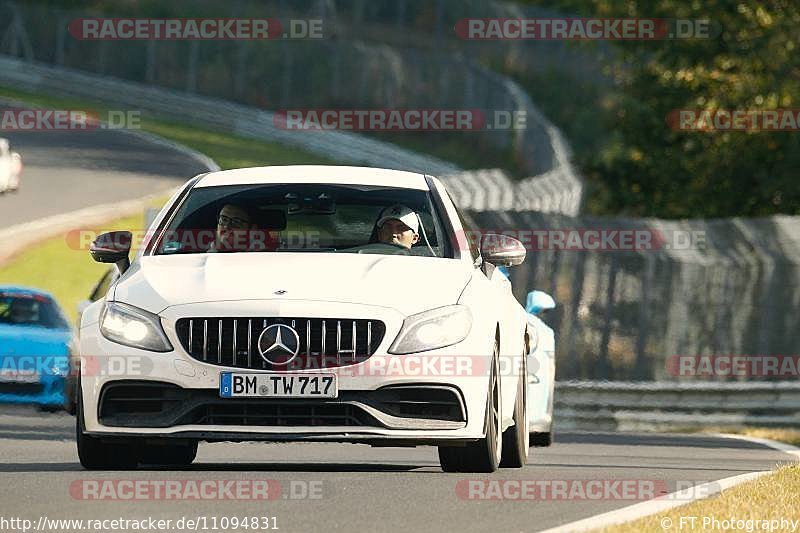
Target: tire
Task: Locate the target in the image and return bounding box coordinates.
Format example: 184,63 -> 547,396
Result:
530,383 -> 554,447
531,431 -> 553,447
76,385 -> 139,470
500,354 -> 529,467
438,344 -> 502,473
138,441 -> 198,467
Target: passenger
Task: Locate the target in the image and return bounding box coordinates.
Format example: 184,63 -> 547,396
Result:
374,204 -> 420,250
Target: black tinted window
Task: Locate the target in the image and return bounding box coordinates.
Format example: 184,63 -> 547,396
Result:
0,293 -> 69,329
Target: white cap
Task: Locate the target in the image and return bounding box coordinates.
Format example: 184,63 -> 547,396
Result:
376,204 -> 419,234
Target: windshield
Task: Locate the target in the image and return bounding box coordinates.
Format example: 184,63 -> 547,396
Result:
152,183 -> 453,258
0,293 -> 70,329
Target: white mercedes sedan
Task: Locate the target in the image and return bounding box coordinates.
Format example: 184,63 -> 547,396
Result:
76,166 -> 531,472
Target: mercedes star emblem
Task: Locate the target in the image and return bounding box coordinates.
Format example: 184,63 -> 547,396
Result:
257,324 -> 300,365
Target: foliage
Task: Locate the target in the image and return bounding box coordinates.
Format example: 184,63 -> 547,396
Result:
521,0 -> 800,218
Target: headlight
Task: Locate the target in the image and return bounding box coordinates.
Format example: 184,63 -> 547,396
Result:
100,302 -> 173,352
389,305 -> 472,354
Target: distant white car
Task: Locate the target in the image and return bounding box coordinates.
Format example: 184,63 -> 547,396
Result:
76,165 -> 532,472
525,290 -> 556,446
9,151 -> 22,191
0,138 -> 22,194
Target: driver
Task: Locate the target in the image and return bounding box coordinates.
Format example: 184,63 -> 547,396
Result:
375,204 -> 420,249
210,204 -> 257,252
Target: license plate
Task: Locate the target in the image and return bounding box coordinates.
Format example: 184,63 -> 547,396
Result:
0,371 -> 39,384
220,372 -> 337,398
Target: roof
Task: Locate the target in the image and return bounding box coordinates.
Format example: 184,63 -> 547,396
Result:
195,165 -> 430,190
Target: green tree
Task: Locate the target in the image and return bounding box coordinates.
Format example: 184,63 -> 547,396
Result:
522,0 -> 800,218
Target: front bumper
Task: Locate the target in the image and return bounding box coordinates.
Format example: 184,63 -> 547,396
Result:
79,300 -> 495,443
0,373 -> 66,407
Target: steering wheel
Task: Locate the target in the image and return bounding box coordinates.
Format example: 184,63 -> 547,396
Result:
354,242 -> 410,255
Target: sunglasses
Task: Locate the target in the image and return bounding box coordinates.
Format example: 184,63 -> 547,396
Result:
218,214 -> 249,229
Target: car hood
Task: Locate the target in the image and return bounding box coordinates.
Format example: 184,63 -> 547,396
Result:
114,253 -> 473,316
0,324 -> 72,358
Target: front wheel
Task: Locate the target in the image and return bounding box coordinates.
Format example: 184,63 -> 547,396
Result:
76,393 -> 138,470
438,345 -> 502,473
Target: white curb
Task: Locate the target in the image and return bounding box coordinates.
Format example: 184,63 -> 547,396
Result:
540,434 -> 800,533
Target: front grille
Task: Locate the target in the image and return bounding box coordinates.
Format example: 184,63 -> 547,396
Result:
175,317 -> 386,370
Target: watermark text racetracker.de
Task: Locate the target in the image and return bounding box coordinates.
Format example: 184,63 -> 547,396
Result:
456,479 -> 720,501
66,228 -> 314,253
273,109 -> 527,131
668,109 -> 800,132
455,18 -> 717,40
0,109 -> 141,131
69,479 -> 322,501
667,355 -> 800,378
462,228 -> 707,252
69,18 -> 324,40
0,354 -> 151,380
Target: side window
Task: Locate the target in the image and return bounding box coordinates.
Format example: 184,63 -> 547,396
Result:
90,269 -> 117,302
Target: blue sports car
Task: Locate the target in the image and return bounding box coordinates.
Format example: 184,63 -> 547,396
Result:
0,286 -> 72,408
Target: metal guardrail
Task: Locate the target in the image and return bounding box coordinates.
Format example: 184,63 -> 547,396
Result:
555,381 -> 800,430
467,210 -> 800,383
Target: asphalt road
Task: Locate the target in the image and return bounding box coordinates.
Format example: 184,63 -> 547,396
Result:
0,406 -> 793,533
0,104 -> 211,229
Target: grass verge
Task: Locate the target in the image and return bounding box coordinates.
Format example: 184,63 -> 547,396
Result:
600,465 -> 800,532
598,429 -> 800,532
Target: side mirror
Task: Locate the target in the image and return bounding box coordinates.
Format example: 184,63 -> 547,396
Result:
90,231 -> 132,274
481,234 -> 526,267
526,290 -> 556,315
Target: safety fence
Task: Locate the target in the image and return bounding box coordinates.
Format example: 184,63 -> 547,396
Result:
466,210 -> 800,381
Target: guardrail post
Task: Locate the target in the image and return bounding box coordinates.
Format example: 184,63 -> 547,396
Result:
634,255 -> 655,379
145,40 -> 156,84
186,41 -> 199,93
563,253 -> 587,378
54,14 -> 67,65
597,256 -> 619,379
